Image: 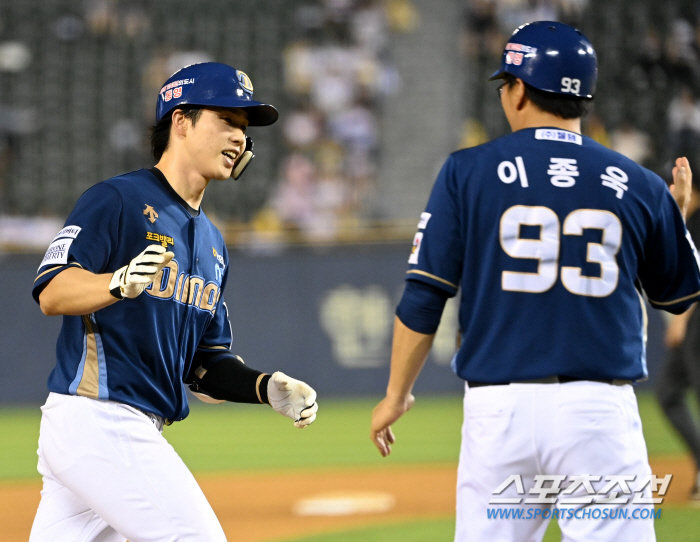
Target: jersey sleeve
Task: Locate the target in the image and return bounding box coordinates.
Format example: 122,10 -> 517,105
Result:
405,154 -> 464,296
638,186 -> 700,313
197,249 -> 233,351
32,182 -> 122,303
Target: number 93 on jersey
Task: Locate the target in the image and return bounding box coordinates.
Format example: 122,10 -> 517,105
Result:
499,205 -> 621,297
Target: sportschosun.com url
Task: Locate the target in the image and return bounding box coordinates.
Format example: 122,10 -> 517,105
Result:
487,507 -> 662,520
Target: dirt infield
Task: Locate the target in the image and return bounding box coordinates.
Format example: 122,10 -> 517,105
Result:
0,457 -> 695,542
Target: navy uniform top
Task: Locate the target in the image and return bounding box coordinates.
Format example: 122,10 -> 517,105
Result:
407,128 -> 700,383
33,168 -> 231,421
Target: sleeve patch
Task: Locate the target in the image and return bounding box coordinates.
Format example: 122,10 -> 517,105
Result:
38,238 -> 74,271
408,232 -> 423,264
418,212 -> 432,229
53,225 -> 82,240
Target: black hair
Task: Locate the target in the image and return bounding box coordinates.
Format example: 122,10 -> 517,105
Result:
150,106 -> 204,161
503,73 -> 594,119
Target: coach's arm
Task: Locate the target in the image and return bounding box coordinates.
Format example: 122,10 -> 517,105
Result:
370,316 -> 435,457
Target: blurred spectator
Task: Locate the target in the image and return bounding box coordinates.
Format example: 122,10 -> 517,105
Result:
635,26 -> 666,90
272,0 -> 401,242
462,0 -> 502,60
496,0 -> 559,37
327,97 -> 378,151
664,18 -> 697,88
282,104 -> 325,150
668,87 -> 700,169
271,153 -> 318,231
458,118 -> 490,149
385,0 -> 420,33
583,113 -> 611,148
557,0 -> 588,24
350,0 -> 388,53
85,0 -> 150,38
610,122 -> 652,166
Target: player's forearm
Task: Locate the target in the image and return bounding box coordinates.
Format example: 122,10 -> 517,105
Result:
39,267 -> 119,316
385,316 -> 435,401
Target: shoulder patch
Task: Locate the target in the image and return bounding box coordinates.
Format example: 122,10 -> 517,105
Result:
39,238 -> 73,271
418,212 -> 432,230
53,225 -> 81,241
408,232 -> 423,265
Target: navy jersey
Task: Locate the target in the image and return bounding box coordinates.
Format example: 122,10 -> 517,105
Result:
33,169 -> 231,421
407,128 -> 700,383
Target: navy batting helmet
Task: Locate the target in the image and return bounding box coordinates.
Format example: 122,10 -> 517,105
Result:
156,62 -> 279,126
489,21 -> 597,98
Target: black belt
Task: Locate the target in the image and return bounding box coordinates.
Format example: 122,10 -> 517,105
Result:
467,376 -> 632,388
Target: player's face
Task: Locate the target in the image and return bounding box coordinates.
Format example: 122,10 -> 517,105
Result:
186,107 -> 249,181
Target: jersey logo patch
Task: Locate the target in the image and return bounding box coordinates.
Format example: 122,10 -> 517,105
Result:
52,225 -> 82,241
146,231 -> 174,248
408,232 -> 423,265
534,129 -> 582,145
143,204 -> 158,224
213,247 -> 225,281
418,212 -> 432,230
212,247 -> 225,266
39,238 -> 74,270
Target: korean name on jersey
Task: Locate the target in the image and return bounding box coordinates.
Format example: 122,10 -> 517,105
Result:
408,128 -> 700,384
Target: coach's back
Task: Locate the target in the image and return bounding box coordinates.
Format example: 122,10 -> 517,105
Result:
407,127 -> 700,383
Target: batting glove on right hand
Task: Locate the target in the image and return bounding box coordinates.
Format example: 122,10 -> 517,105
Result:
109,244 -> 174,299
267,371 -> 318,428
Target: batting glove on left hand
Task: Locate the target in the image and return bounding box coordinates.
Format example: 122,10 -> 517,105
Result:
267,371 -> 318,428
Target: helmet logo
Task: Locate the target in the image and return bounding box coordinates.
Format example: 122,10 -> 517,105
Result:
504,43 -> 537,66
506,52 -> 524,65
505,43 -> 537,54
236,70 -> 254,95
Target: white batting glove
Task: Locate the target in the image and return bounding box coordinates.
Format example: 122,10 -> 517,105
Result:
109,244 -> 174,299
267,371 -> 318,428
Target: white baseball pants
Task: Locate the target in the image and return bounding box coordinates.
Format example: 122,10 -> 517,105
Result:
29,392 -> 227,542
455,380 -> 656,542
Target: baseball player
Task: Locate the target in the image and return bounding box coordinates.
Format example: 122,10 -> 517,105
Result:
29,62 -> 318,542
370,21 -> 700,542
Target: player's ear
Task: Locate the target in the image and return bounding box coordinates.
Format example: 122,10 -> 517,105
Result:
171,109 -> 189,137
513,79 -> 528,111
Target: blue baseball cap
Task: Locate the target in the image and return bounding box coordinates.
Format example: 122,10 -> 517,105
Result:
156,62 -> 279,126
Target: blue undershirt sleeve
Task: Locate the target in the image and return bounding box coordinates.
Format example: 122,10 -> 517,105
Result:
395,279 -> 451,335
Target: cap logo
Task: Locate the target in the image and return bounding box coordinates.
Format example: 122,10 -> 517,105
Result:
236,70 -> 254,95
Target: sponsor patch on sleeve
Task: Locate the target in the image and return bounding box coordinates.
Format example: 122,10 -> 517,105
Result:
53,225 -> 82,241
38,238 -> 74,270
408,232 -> 423,265
417,212 -> 432,230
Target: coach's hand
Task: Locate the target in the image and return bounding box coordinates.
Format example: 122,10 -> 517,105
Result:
671,156 -> 692,220
371,393 -> 414,457
109,244 -> 174,299
268,372 -> 318,428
